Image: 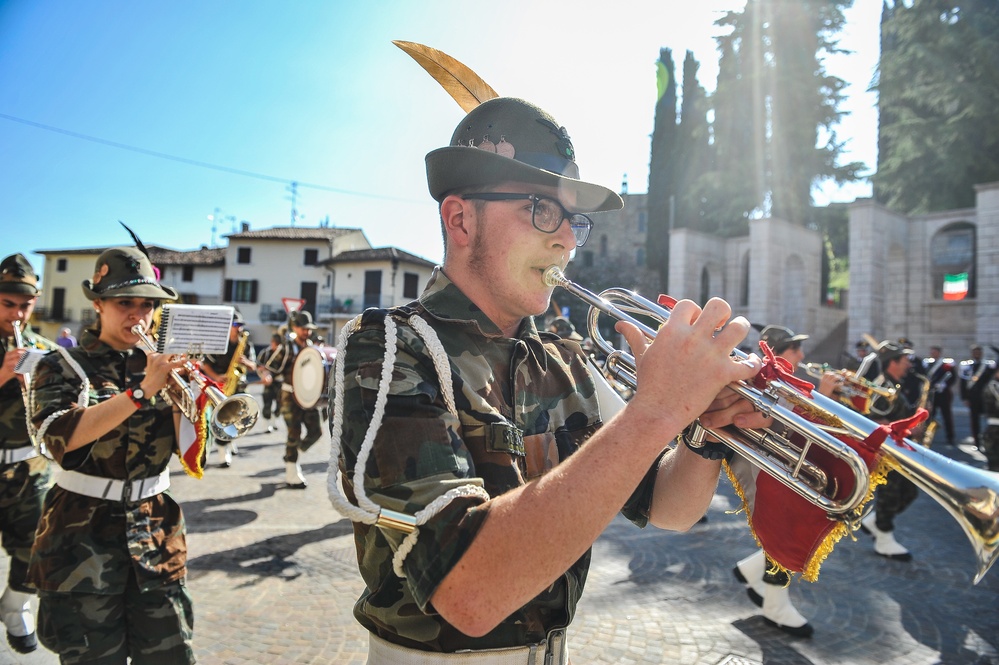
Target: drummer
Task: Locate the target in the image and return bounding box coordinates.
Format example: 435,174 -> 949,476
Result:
278,311 -> 324,488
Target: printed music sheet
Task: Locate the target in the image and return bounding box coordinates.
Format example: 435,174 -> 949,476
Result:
156,304 -> 235,355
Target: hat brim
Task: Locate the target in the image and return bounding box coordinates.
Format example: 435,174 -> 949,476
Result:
0,283 -> 39,296
82,281 -> 179,302
426,147 -> 623,213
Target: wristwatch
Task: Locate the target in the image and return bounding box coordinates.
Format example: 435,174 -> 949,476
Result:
126,385 -> 151,409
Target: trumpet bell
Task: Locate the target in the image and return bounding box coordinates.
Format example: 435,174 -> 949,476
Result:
209,391 -> 260,441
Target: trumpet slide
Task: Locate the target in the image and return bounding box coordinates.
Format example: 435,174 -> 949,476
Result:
544,265 -> 999,583
131,324 -> 259,441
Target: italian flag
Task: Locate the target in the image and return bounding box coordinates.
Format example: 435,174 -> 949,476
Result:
943,272 -> 969,301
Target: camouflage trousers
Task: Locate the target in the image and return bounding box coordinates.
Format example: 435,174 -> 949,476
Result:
261,380 -> 283,420
981,425 -> 999,471
0,456 -> 51,593
280,391 -> 323,463
37,574 -> 194,665
873,470 -> 918,532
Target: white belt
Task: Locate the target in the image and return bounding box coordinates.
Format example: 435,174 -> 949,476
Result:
1,445 -> 39,465
54,468 -> 171,502
987,417 -> 999,426
367,630 -> 567,665
281,383 -> 295,393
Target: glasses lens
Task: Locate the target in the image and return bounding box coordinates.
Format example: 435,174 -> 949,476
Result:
531,198 -> 563,232
569,216 -> 592,247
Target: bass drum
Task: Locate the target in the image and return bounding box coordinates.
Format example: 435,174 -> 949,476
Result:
292,345 -> 337,410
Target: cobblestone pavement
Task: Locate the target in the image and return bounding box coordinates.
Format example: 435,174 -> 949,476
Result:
3,390 -> 997,665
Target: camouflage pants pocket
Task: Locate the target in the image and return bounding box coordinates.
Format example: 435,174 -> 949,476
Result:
38,591 -> 123,664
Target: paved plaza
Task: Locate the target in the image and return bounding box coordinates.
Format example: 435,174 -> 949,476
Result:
4,387 -> 997,664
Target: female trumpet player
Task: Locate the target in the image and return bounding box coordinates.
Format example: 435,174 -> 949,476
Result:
28,247 -> 197,664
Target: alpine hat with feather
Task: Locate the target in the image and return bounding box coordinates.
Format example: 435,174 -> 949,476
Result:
426,97 -> 623,214
83,247 -> 178,301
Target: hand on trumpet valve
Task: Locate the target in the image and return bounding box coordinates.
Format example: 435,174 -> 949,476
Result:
0,347 -> 26,385
615,297 -> 763,427
817,372 -> 845,399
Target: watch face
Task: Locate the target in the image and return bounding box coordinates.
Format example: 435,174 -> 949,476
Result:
132,387 -> 145,400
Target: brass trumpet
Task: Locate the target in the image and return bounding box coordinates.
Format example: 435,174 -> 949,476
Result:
544,266 -> 999,583
131,324 -> 259,441
799,362 -> 896,415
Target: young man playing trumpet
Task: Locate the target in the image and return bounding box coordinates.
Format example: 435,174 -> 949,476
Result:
0,253 -> 55,654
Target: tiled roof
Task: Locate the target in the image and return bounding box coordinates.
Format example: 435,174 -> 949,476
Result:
225,226 -> 364,241
321,247 -> 436,268
35,245 -> 224,266
148,247 -> 226,266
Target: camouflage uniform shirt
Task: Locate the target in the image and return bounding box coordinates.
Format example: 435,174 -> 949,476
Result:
337,269 -> 657,652
28,329 -> 187,594
0,324 -> 55,450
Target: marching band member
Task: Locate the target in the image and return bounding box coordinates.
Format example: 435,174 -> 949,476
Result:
256,333 -> 286,432
0,253 -> 54,654
201,310 -> 256,467
920,345 -> 956,447
959,344 -> 997,448
28,247 -> 196,664
980,370 -> 999,471
859,340 -> 922,561
732,324 -> 841,638
331,96 -> 764,662
279,311 -> 323,489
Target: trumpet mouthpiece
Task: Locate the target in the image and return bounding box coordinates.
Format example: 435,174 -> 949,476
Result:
543,265 -> 567,288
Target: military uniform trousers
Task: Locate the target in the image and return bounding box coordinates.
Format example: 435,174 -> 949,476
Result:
37,570 -> 194,665
261,379 -> 283,420
280,390 -> 322,463
873,470 -> 918,532
0,457 -> 50,593
981,419 -> 999,471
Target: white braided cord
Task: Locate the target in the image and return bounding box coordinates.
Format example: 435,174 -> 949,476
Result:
327,311 -> 490,579
34,346 -> 91,442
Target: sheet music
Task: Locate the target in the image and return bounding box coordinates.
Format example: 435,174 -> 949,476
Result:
156,305 -> 234,355
14,349 -> 47,375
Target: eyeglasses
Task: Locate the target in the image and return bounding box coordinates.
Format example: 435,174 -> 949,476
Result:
462,193 -> 594,247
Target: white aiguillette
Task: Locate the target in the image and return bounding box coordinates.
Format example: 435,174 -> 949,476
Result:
156,304 -> 235,356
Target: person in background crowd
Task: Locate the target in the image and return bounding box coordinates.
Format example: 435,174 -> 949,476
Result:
279,311 -> 323,489
920,345 -> 956,447
201,310 -> 256,467
732,324 -> 841,638
55,328 -> 77,349
256,333 -> 286,433
959,344 -> 997,447
331,95 -> 765,662
0,253 -> 55,654
29,247 -> 196,664
979,370 -> 999,472
860,340 -> 923,562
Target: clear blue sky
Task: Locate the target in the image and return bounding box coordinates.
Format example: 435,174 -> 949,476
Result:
0,1 -> 881,274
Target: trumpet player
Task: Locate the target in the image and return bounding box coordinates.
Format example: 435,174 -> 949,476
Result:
331,96 -> 766,662
0,253 -> 55,654
28,247 -> 197,663
859,340 -> 921,561
733,324 -> 842,638
201,310 -> 256,467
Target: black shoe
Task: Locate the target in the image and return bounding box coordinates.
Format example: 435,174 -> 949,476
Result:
763,617 -> 814,638
285,481 -> 308,490
746,587 -> 764,608
7,630 -> 37,654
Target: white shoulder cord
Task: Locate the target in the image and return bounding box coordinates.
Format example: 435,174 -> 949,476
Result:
34,346 -> 91,442
327,312 -> 490,578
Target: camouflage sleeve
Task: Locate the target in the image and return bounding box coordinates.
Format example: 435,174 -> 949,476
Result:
30,350 -> 87,465
338,309 -> 488,611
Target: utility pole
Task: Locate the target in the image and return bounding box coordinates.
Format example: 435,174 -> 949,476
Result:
208,207 -> 221,247
287,181 -> 300,226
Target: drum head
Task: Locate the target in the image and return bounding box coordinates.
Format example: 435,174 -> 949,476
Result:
292,346 -> 334,409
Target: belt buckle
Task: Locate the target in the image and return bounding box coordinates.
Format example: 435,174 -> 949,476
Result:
543,628 -> 566,665
122,478 -> 136,503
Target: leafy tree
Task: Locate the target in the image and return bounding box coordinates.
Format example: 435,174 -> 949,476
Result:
873,0 -> 999,213
646,48 -> 678,290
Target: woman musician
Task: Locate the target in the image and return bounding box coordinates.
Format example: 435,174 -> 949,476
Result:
28,247 -> 197,664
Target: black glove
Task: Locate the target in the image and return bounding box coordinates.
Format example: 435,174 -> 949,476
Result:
680,423 -> 735,462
